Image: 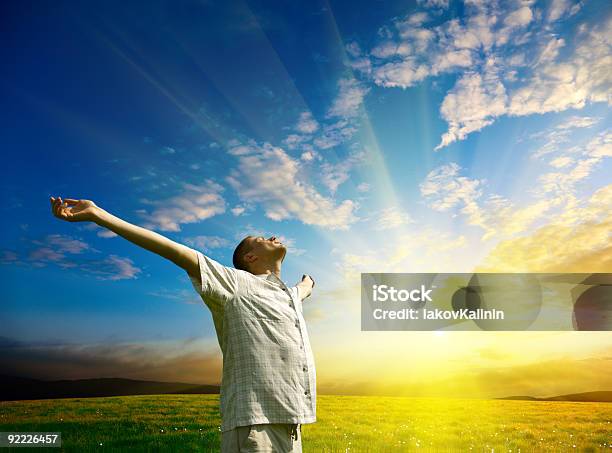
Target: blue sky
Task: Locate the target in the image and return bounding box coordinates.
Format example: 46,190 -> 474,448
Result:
1,0 -> 611,395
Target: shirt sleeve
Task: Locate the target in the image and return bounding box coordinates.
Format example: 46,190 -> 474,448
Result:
293,284 -> 309,302
187,249 -> 238,308
289,286 -> 304,314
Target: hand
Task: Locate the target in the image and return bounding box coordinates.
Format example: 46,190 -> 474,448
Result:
50,196 -> 99,222
301,274 -> 315,289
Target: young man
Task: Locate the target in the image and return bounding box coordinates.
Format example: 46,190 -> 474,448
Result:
49,196 -> 317,452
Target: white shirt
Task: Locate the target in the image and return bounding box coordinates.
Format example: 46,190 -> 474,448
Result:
187,249 -> 317,432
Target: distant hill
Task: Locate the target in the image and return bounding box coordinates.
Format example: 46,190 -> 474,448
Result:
2,375 -> 610,403
496,391 -> 612,403
0,375 -> 219,401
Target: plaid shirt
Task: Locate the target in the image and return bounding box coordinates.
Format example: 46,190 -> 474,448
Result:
187,249 -> 317,432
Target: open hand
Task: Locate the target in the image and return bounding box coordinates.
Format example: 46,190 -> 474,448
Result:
50,196 -> 98,222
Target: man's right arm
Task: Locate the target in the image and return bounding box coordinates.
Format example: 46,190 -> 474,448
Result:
93,207 -> 199,277
50,197 -> 232,298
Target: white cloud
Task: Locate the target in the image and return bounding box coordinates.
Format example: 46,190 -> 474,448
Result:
417,0 -> 449,8
98,230 -> 118,238
536,130 -> 612,198
371,207 -> 414,230
226,141 -> 358,230
98,255 -> 141,281
419,162 -> 566,241
139,181 -> 226,232
14,234 -> 141,280
436,70 -> 507,150
333,226 -> 468,281
420,163 -> 484,211
313,119 -> 358,150
319,149 -> 366,194
347,1 -> 611,150
530,116 -> 601,159
300,149 -> 319,161
357,182 -> 371,192
296,111 -> 319,134
282,133 -> 309,150
547,0 -> 582,23
327,78 -> 370,118
508,18 -> 612,117
32,234 -> 90,254
184,235 -> 232,252
231,205 -> 246,216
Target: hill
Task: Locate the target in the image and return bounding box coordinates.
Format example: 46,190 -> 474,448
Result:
496,391 -> 612,403
0,375 -> 219,401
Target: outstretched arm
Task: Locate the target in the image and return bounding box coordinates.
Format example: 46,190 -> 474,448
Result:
50,196 -> 198,276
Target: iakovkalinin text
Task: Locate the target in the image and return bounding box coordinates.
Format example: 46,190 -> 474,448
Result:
371,284 -> 505,320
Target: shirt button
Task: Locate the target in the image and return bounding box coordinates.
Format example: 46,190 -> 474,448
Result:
303,366 -> 307,371
304,390 -> 309,395
295,322 -> 299,328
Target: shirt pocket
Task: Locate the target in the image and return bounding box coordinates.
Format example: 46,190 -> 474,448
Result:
243,285 -> 292,322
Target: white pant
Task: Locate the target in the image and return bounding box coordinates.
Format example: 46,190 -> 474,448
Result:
221,423 -> 302,453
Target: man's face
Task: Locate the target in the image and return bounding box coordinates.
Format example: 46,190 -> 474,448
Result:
247,235 -> 287,264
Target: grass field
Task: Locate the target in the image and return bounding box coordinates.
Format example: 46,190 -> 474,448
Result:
1,394 -> 610,452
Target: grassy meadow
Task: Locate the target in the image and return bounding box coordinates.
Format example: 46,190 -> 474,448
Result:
0,394 -> 610,452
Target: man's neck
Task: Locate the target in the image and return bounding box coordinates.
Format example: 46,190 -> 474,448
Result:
256,260 -> 282,279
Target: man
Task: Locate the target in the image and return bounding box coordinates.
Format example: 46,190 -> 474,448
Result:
49,196 -> 317,452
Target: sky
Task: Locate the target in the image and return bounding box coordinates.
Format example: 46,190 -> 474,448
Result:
1,0 -> 611,398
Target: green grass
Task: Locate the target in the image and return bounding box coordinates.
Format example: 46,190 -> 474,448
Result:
1,395 -> 610,452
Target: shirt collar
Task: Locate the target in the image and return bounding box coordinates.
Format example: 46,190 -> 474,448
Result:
255,272 -> 285,285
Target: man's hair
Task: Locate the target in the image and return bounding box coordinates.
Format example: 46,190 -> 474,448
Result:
233,236 -> 253,272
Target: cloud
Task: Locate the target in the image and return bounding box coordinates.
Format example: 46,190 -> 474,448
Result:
295,111 -> 319,134
80,222 -> 118,238
357,182 -> 371,192
333,226 -> 468,283
419,163 -> 566,241
319,147 -> 367,194
91,255 -> 141,280
0,250 -> 18,263
365,207 -> 414,230
417,0 -> 448,9
546,0 -> 583,23
476,184 -> 612,272
436,69 -> 507,150
160,146 -> 176,155
282,133 -> 310,150
326,78 -> 370,119
230,205 -> 249,216
312,119 -> 358,150
530,116 -> 601,159
279,81 -> 365,156
31,234 -> 90,254
147,287 -> 201,305
419,163 -> 484,211
226,140 -> 358,229
0,233 -> 141,280
183,235 -> 232,252
347,0 -> 612,149
0,337 -> 222,385
507,18 -> 612,119
535,130 -> 611,199
138,181 -> 226,232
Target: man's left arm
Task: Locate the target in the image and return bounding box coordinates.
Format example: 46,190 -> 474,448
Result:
295,274 -> 315,301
